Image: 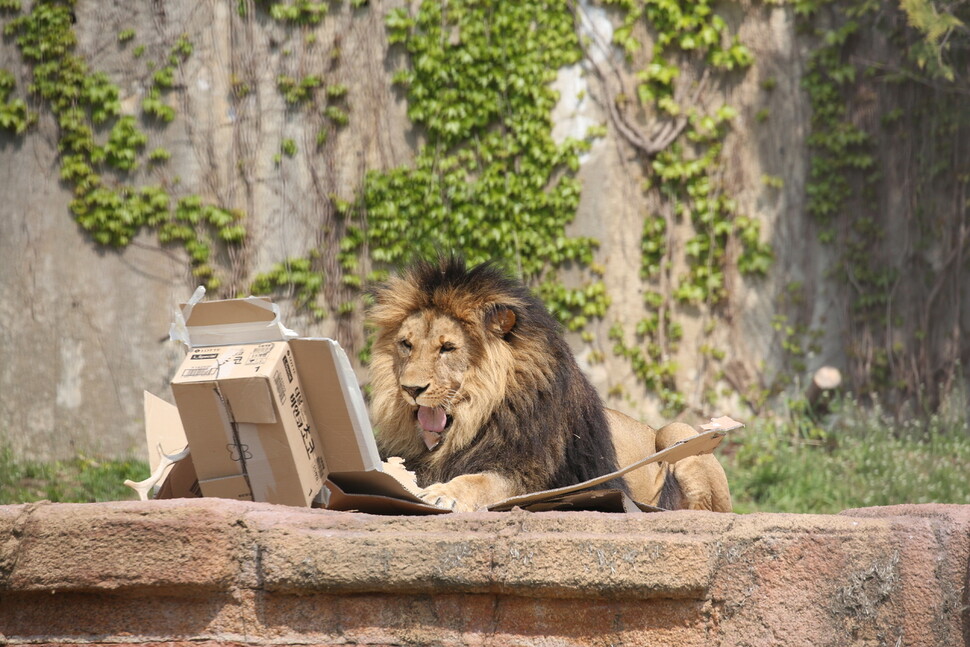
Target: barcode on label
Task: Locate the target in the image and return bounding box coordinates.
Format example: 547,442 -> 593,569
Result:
273,371 -> 286,404
182,366 -> 218,378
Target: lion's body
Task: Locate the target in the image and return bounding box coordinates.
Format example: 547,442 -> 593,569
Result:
606,409 -> 732,511
368,258 -> 731,512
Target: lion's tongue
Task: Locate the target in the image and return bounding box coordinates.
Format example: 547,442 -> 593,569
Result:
417,405 -> 447,450
417,405 -> 447,432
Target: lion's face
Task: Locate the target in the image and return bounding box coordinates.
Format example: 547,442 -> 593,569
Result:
371,307 -> 516,458
368,259 -> 523,462
393,312 -> 471,447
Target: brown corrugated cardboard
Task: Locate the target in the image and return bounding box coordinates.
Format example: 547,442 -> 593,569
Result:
324,472 -> 451,515
288,338 -> 382,472
168,291 -> 294,347
124,392 -> 199,500
154,457 -> 200,500
195,474 -> 252,501
156,293 -> 379,508
142,391 -> 188,470
483,424 -> 733,511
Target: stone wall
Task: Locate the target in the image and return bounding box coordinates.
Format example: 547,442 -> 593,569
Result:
2,500 -> 968,646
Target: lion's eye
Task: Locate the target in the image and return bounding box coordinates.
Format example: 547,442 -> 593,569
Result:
440,342 -> 456,353
400,339 -> 412,351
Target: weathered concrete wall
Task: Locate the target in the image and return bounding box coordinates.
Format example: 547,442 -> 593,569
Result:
2,1 -> 965,460
0,0 -> 412,460
1,500 -> 968,646
0,0 -> 812,460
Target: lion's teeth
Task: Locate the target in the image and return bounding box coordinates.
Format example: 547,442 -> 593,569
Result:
421,429 -> 442,450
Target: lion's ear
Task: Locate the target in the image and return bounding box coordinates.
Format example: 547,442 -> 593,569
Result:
485,305 -> 516,337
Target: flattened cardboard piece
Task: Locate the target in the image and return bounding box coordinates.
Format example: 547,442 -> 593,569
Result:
125,392 -> 200,500
322,473 -> 451,515
323,424 -> 740,514
143,391 -> 189,472
488,489 -> 664,514
327,469 -> 427,500
483,425 -> 739,512
700,416 -> 744,433
289,338 -> 382,472
323,479 -> 658,514
170,342 -> 328,507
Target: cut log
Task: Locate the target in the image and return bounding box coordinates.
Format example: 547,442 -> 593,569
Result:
805,366 -> 842,410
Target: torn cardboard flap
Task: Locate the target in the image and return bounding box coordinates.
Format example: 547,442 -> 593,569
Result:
317,423 -> 740,514
143,391 -> 189,473
482,421 -> 740,512
288,338 -> 381,472
124,393 -> 198,501
169,287 -> 298,348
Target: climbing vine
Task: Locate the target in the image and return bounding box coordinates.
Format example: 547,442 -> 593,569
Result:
334,0 -> 609,330
2,0 -> 245,290
251,255 -> 325,318
216,0 -> 616,330
243,0 -> 355,315
0,68 -> 34,134
795,0 -> 970,411
597,0 -> 771,414
242,0 -> 773,383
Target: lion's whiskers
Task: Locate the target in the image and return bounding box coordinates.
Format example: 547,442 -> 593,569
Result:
442,388 -> 460,410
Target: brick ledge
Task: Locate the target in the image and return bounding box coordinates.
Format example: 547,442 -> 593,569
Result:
1,500 -> 968,646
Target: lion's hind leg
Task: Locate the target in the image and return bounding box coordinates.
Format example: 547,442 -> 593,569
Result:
655,422 -> 733,512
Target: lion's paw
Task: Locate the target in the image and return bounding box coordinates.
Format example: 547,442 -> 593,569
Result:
417,482 -> 465,512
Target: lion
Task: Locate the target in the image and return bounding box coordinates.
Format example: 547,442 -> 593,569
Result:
368,257 -> 732,512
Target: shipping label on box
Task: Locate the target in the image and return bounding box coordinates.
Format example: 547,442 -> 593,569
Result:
170,341 -> 327,507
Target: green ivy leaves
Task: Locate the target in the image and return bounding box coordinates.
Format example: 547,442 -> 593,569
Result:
353,0 -> 607,329
0,68 -> 34,134
3,1 -> 245,290
605,0 -> 770,412
251,256 -> 326,319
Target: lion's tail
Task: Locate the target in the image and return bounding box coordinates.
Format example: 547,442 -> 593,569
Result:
655,467 -> 684,511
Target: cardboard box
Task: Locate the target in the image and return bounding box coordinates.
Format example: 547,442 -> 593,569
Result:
170,341 -> 326,506
139,292 -> 739,514
159,293 -> 380,507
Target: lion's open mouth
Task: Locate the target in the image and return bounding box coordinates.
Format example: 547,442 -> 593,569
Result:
415,405 -> 453,450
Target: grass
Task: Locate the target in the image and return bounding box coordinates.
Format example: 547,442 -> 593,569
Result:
0,447 -> 148,505
1,396 -> 968,512
723,395 -> 970,513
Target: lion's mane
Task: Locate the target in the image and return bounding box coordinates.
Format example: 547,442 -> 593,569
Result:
368,257 -> 627,495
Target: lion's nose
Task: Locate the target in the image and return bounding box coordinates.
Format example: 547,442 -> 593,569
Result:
402,384 -> 429,401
